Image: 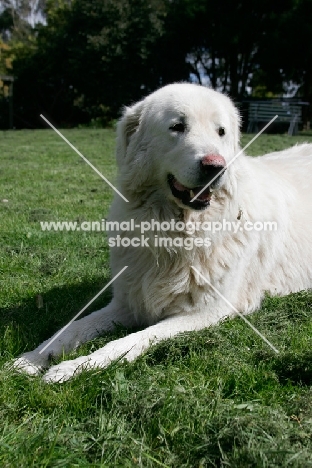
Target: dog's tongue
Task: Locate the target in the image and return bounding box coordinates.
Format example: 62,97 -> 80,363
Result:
173,179 -> 188,192
173,179 -> 211,201
196,187 -> 211,201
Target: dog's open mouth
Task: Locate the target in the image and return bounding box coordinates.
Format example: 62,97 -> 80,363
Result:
168,174 -> 212,210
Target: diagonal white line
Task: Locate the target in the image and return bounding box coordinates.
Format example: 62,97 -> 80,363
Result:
191,115 -> 279,202
191,266 -> 279,354
40,114 -> 129,202
39,266 -> 128,354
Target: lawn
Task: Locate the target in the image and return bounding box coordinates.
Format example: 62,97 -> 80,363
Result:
1,128 -> 312,467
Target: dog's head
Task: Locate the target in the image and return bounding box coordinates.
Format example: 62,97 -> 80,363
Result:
116,83 -> 241,211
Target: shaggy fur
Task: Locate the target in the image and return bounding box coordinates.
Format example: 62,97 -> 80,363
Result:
13,83 -> 312,382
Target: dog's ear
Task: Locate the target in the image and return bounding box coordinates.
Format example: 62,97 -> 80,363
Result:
116,100 -> 144,165
232,106 -> 241,153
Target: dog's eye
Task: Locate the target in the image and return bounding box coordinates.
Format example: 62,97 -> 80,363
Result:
218,127 -> 225,136
169,122 -> 186,133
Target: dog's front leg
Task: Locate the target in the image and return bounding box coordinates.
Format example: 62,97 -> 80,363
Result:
43,309 -> 224,383
12,300 -> 133,375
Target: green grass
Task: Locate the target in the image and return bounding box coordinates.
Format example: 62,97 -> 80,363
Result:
1,128 -> 312,466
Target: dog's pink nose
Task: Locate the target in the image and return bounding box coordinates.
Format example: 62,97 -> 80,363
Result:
201,154 -> 226,167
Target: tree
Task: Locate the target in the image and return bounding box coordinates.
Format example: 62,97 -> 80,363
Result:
256,0 -> 312,103
12,0 -> 172,127
181,0 -> 294,100
7,0 -> 312,128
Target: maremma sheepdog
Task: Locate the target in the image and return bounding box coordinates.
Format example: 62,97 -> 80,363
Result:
14,83 -> 312,382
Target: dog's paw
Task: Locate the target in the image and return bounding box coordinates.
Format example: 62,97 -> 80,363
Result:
43,356 -> 89,383
11,353 -> 47,376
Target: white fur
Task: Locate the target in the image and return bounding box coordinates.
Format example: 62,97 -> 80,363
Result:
13,83 -> 312,382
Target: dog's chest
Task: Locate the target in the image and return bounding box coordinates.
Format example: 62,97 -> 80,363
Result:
125,243 -> 231,325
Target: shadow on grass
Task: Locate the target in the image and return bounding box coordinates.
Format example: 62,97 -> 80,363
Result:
0,275 -> 113,356
254,350 -> 312,386
144,330 -> 220,366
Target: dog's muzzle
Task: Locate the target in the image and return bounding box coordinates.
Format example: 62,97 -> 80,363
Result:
168,154 -> 226,210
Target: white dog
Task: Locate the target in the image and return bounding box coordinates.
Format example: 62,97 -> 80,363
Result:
14,83 -> 312,382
